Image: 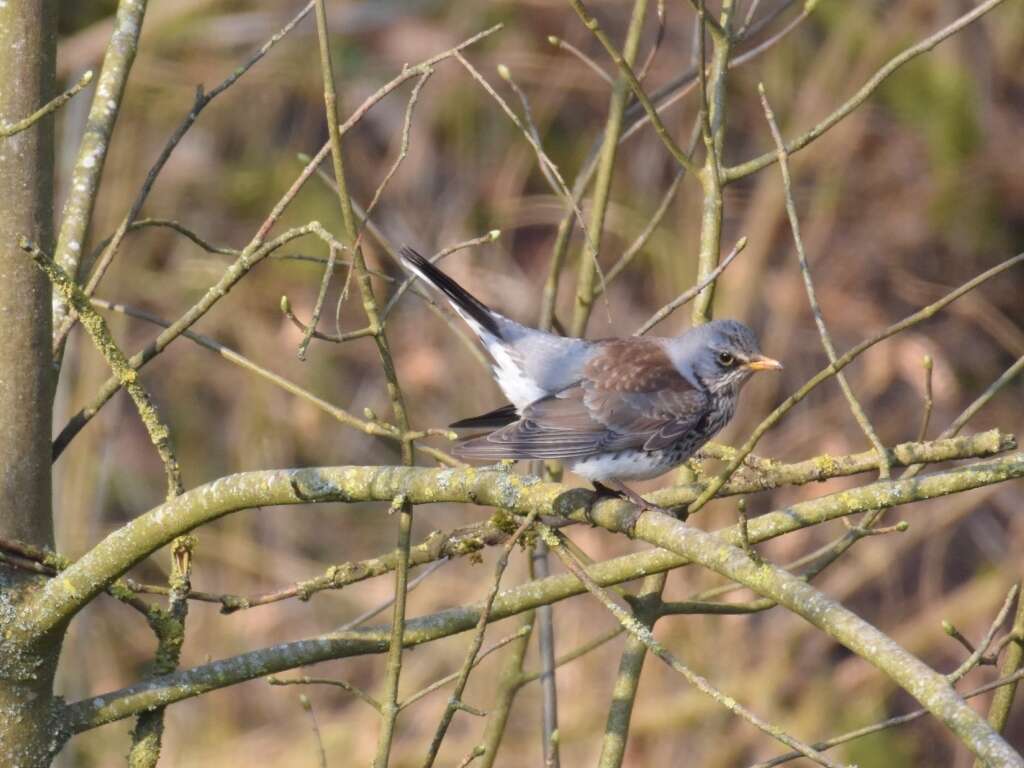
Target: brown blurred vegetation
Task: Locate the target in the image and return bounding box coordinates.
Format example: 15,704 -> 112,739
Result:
53,1 -> 1023,765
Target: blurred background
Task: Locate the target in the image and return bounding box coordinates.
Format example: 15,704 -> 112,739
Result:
54,1 -> 1024,765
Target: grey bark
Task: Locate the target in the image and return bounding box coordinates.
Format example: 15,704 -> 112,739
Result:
0,2 -> 62,765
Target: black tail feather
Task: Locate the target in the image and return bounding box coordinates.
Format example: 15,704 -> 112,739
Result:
450,403 -> 518,429
399,247 -> 500,336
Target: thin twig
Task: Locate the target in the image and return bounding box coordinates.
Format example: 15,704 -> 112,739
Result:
297,243 -> 340,360
568,0 -> 648,337
457,745 -> 487,768
374,494 -> 413,767
399,625 -> 532,711
339,557 -> 448,631
947,584 -> 1020,683
498,63 -> 567,201
595,165 -> 684,296
478,613 -> 536,768
941,354 -> 1024,438
351,68 -> 433,255
52,0 -> 149,337
542,525 -> 848,768
519,627 -> 625,686
917,355 -> 935,441
300,694 -> 328,768
383,230 -> 501,319
568,0 -> 699,176
634,236 -> 747,335
51,25 -> 501,459
636,0 -> 666,80
739,0 -> 765,37
57,2 -> 317,351
532,538 -> 562,768
976,589 -> 1024,765
546,35 -> 613,84
0,69 -> 93,137
21,239 -> 183,499
727,0 -> 1011,181
313,0 -> 414,471
422,509 -> 542,767
686,252 -> 1024,515
456,52 -> 595,278
751,669 -> 1024,768
759,84 -> 891,480
90,298 -> 459,469
268,676 -> 381,713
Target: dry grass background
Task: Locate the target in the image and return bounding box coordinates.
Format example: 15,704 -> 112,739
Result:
52,1 -> 1024,766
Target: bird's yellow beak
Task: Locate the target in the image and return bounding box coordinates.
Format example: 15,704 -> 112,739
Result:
745,355 -> 783,372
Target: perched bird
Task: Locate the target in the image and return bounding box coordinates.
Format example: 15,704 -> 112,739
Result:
399,247 -> 782,513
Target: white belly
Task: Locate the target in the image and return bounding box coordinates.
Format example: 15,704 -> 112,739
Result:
568,450 -> 676,482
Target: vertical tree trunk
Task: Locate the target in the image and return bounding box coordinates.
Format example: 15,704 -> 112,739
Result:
0,1 -> 61,765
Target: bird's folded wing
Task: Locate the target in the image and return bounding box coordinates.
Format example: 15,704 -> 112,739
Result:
454,339 -> 708,460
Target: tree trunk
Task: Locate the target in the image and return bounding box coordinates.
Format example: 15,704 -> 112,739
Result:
0,1 -> 62,764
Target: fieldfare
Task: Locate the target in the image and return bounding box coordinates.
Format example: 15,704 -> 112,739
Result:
399,247 -> 782,513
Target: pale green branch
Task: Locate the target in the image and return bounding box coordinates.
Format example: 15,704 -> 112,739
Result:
48,451 -> 1024,742
52,0 -> 148,335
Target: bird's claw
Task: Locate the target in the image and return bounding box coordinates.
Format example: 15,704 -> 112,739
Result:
596,481 -> 690,525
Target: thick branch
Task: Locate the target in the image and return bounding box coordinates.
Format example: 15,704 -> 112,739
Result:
59,452 -> 1024,745
629,512 -> 1023,766
19,430 -> 1014,635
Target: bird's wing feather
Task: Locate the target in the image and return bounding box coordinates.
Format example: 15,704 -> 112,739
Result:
449,403 -> 518,429
454,339 -> 708,460
399,246 -> 594,408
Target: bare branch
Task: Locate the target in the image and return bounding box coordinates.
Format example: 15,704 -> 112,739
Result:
759,84 -> 891,479
52,0 -> 149,335
57,450 -> 1024,738
0,70 -> 93,137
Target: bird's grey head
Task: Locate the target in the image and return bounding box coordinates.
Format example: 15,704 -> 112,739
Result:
665,319 -> 782,394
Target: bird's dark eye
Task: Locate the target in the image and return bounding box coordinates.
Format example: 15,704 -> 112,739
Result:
717,351 -> 735,367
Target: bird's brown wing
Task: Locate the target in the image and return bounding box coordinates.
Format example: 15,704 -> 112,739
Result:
454,339 -> 708,460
